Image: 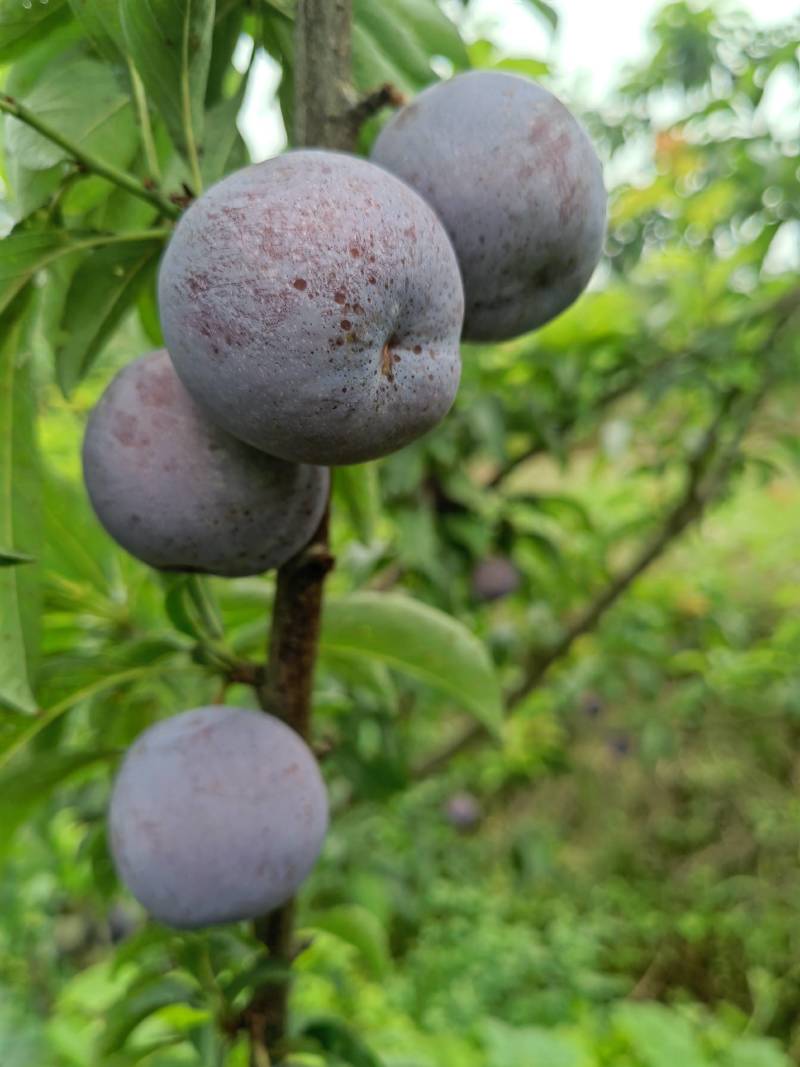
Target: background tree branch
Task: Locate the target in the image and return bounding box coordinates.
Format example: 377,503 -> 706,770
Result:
412,381 -> 770,780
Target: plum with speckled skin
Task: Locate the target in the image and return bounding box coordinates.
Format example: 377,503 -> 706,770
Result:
109,706 -> 329,929
371,71 -> 607,342
82,351 -> 328,577
158,150 -> 464,466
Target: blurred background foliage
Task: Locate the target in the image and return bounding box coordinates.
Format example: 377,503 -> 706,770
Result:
1,0 -> 799,1063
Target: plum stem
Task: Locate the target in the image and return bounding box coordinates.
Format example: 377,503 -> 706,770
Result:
0,93 -> 182,220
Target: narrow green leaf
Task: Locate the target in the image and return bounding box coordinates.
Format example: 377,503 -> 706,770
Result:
484,1019 -> 588,1067
221,959 -> 292,1004
523,0 -> 559,33
0,0 -> 70,63
302,1018 -> 384,1067
0,547 -> 34,567
0,231 -> 71,318
136,260 -> 164,345
121,0 -> 215,168
205,1 -> 243,106
355,0 -> 469,89
306,905 -> 390,979
43,473 -> 112,592
333,464 -> 380,545
320,593 -> 503,733
5,161 -> 64,222
0,664 -> 168,768
66,0 -> 124,59
0,295 -> 40,715
5,56 -> 138,172
56,238 -> 163,393
200,83 -> 248,185
0,748 -> 114,858
100,976 -> 197,1055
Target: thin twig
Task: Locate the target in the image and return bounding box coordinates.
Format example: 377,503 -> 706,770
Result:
0,95 -> 181,220
128,61 -> 162,183
346,82 -> 406,132
180,7 -> 203,194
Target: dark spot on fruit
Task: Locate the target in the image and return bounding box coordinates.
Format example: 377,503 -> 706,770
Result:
334,289 -> 346,304
112,411 -> 138,447
292,278 -> 307,290
413,345 -> 422,355
340,319 -> 352,330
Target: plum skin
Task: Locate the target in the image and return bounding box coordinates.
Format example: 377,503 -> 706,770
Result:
108,706 -> 329,929
371,70 -> 607,342
82,350 -> 329,577
158,149 -> 464,466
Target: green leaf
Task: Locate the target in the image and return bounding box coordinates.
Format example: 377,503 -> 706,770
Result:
205,1 -> 243,106
320,593 -> 503,733
0,231 -> 70,318
614,1003 -> 712,1067
136,260 -> 164,345
99,976 -> 197,1055
0,547 -> 34,567
484,1020 -> 590,1067
221,959 -> 292,1004
66,0 -> 124,60
0,230 -> 162,323
55,238 -> 163,393
302,1017 -> 384,1067
523,0 -> 559,33
0,295 -> 40,715
5,162 -> 64,223
0,0 -> 70,63
0,663 -> 170,767
43,473 -> 112,592
200,82 -> 248,186
353,0 -> 468,92
5,56 -> 137,171
334,464 -> 381,545
0,748 -> 114,858
727,1037 -> 792,1067
306,905 -> 390,979
120,0 -> 215,168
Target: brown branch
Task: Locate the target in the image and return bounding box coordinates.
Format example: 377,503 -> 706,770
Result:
246,2 -> 355,1062
293,0 -> 354,151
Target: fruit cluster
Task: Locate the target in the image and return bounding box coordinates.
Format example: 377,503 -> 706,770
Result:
85,71 -> 605,929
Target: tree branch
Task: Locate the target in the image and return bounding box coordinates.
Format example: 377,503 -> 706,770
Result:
246,2 -> 355,1061
412,384 -> 765,780
417,283 -> 800,777
293,0 -> 355,151
345,82 -> 406,132
0,94 -> 181,220
486,285 -> 800,493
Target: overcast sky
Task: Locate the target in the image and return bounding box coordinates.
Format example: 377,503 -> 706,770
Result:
239,0 -> 798,160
